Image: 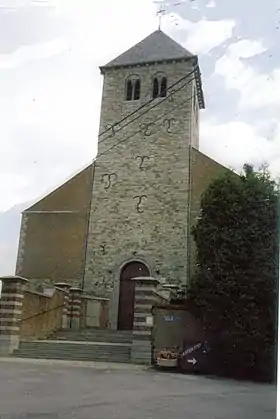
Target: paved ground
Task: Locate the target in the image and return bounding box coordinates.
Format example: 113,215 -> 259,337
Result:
0,358 -> 277,419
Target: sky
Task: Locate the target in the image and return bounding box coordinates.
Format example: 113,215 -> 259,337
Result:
0,0 -> 279,275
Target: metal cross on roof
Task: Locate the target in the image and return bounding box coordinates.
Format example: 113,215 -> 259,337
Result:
156,4 -> 166,30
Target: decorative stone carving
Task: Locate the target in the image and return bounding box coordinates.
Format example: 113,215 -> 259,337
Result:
133,195 -> 147,214
136,155 -> 150,171
163,117 -> 175,133
101,173 -> 118,190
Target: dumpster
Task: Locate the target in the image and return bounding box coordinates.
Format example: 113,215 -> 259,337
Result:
152,304 -> 212,373
179,340 -> 212,373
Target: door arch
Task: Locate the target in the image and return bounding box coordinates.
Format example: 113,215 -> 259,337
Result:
117,261 -> 150,330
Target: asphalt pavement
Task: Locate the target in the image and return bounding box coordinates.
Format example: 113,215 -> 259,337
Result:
0,357 -> 277,419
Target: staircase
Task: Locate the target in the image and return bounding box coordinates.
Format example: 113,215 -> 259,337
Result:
13,328 -> 133,363
48,328 -> 133,344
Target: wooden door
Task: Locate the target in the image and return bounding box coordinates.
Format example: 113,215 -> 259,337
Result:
117,262 -> 150,330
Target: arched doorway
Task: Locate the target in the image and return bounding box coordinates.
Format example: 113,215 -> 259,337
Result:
117,261 -> 150,330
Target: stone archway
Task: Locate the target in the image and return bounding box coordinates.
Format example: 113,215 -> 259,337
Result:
117,261 -> 150,330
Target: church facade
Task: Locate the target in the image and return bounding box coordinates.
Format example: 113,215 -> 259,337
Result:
15,30 -> 228,330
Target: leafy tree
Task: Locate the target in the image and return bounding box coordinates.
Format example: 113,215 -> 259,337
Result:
187,164 -> 279,382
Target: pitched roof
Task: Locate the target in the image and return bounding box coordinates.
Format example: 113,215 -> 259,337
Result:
101,29 -> 195,69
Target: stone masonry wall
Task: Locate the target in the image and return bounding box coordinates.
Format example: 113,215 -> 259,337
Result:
83,59 -> 199,301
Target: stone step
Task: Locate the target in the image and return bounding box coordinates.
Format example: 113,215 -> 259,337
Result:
13,352 -> 131,362
46,336 -> 132,344
13,340 -> 131,363
47,328 -> 133,344
16,341 -> 131,352
50,328 -> 132,336
49,332 -> 132,339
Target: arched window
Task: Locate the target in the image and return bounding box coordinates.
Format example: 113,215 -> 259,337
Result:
134,79 -> 141,100
152,78 -> 159,98
126,79 -> 133,101
125,75 -> 141,101
152,73 -> 167,99
160,76 -> 167,97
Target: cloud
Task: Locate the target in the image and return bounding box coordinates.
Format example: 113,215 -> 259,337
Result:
215,38 -> 280,110
164,15 -> 236,55
228,39 -> 266,58
0,174 -> 30,210
200,119 -> 280,177
0,63 -> 100,210
49,0 -> 157,65
206,0 -> 217,8
0,37 -> 68,68
0,2 -> 69,54
187,19 -> 236,54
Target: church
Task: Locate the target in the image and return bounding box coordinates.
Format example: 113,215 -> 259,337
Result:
15,29 -> 228,331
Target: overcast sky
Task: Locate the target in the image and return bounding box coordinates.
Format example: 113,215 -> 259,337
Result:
0,0 -> 279,275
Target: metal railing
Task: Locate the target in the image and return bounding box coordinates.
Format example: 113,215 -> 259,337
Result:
19,302 -> 66,323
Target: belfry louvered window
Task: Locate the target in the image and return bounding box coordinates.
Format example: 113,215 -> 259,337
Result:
152,73 -> 167,98
125,75 -> 141,101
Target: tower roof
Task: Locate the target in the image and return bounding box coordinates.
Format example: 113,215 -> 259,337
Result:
101,29 -> 195,69
99,29 -> 205,109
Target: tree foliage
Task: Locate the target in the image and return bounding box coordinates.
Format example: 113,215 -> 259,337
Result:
187,164 -> 279,381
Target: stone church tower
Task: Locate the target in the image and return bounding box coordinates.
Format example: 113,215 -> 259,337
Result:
83,29 -> 205,329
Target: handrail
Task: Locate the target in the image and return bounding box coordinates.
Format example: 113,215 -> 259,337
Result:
19,303 -> 65,323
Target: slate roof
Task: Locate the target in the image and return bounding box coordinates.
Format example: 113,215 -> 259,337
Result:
101,29 -> 194,69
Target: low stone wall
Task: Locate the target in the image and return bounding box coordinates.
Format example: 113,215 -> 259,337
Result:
20,289 -> 64,340
0,276 -> 111,355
